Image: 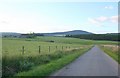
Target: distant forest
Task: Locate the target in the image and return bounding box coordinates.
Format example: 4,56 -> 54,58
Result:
66,34 -> 120,41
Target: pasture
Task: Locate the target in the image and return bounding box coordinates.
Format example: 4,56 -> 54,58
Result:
2,36 -> 118,76
2,37 -> 88,56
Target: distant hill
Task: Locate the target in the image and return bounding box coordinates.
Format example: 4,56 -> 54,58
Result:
1,30 -> 93,37
40,30 -> 93,36
1,32 -> 21,37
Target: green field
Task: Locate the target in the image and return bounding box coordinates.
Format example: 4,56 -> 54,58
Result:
2,36 -> 118,77
3,37 -> 90,56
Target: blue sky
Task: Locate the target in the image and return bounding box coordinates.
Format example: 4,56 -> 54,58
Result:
0,1 -> 118,34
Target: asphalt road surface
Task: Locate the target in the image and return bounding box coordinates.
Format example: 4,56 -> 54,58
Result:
50,45 -> 118,76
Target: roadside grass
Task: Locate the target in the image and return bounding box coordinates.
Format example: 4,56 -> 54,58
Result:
100,45 -> 119,63
16,47 -> 91,77
3,48 -> 87,76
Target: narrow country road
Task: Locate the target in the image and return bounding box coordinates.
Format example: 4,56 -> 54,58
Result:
50,45 -> 118,76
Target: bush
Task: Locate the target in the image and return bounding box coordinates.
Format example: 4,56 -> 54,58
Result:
19,60 -> 35,71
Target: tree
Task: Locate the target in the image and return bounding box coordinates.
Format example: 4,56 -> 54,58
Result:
27,32 -> 36,38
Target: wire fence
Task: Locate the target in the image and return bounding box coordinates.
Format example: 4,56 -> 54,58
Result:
2,44 -> 84,58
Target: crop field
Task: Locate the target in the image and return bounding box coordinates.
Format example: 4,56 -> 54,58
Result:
2,36 -> 118,76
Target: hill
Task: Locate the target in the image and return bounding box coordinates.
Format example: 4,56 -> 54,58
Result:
40,30 -> 93,36
1,32 -> 21,37
1,30 -> 93,37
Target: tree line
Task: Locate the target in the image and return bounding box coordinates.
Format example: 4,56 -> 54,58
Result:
66,33 -> 120,41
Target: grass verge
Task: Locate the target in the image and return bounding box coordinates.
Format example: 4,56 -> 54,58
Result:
15,47 -> 91,77
100,46 -> 119,63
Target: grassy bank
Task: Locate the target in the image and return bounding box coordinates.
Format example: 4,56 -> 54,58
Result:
100,45 -> 119,63
16,47 -> 91,77
3,45 -> 92,77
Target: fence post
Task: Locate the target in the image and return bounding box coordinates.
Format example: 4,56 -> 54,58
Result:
39,46 -> 41,54
22,46 -> 24,55
62,46 -> 63,50
49,46 -> 50,52
56,46 -> 57,50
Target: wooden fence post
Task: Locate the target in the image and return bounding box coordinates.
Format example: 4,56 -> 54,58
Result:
49,46 -> 50,52
62,46 -> 63,50
22,46 -> 24,55
39,46 -> 41,54
56,46 -> 57,50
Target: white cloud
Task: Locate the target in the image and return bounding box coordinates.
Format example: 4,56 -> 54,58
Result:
88,15 -> 118,26
96,16 -> 108,22
88,18 -> 101,26
105,6 -> 114,9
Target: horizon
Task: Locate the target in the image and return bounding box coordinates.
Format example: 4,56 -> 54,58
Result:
0,1 -> 118,34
